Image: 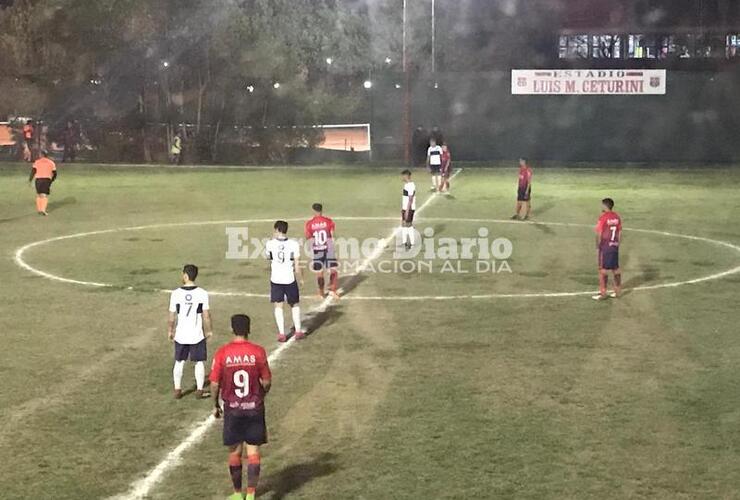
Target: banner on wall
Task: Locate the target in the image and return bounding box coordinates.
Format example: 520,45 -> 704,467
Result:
511,69 -> 666,95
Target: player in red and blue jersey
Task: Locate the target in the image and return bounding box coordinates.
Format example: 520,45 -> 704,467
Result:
512,157 -> 533,220
305,203 -> 339,299
593,197 -> 623,300
210,314 -> 272,500
438,144 -> 452,194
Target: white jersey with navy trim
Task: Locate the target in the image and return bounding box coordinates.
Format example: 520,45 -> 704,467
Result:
427,145 -> 443,166
169,286 -> 209,345
266,237 -> 300,284
402,181 -> 417,210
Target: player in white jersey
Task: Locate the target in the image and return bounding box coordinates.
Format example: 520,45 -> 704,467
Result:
167,264 -> 213,399
265,220 -> 304,342
427,138 -> 443,192
401,169 -> 417,251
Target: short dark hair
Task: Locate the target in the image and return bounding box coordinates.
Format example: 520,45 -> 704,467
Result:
602,198 -> 615,210
40,149 -> 49,157
519,157 -> 528,163
231,314 -> 250,336
182,264 -> 198,281
274,220 -> 289,234
312,203 -> 323,213
401,169 -> 412,176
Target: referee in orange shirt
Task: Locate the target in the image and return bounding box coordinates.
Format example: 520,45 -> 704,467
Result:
28,150 -> 57,216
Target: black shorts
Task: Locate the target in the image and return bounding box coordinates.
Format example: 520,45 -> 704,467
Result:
270,281 -> 300,305
430,164 -> 441,174
402,209 -> 415,224
599,248 -> 620,270
223,409 -> 268,446
311,251 -> 338,272
517,186 -> 531,202
174,339 -> 207,362
35,178 -> 52,195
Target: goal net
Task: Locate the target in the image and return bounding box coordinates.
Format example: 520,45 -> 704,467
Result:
315,123 -> 371,153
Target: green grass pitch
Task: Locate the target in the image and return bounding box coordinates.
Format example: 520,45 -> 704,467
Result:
2,163 -> 740,499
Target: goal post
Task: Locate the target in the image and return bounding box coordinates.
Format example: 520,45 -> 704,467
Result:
314,123 -> 371,158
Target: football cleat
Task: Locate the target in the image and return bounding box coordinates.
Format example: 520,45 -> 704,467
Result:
591,294 -> 608,301
609,291 -> 619,298
195,389 -> 210,399
294,330 -> 306,340
510,215 -> 519,220
277,333 -> 288,343
173,389 -> 183,400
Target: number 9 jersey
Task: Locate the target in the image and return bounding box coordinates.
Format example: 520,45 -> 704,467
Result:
210,340 -> 271,415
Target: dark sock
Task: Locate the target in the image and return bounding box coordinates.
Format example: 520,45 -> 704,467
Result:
329,270 -> 338,292
246,454 -> 261,495
229,455 -> 242,492
317,275 -> 325,293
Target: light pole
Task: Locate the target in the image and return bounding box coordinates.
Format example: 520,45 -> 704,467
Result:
364,77 -> 374,162
431,0 -> 436,75
402,0 -> 411,165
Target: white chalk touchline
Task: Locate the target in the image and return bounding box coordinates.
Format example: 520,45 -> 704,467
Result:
105,169 -> 462,500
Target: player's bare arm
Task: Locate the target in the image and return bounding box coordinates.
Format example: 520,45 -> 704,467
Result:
294,254 -> 304,286
28,167 -> 36,183
167,311 -> 176,341
211,381 -> 222,418
202,309 -> 213,339
261,377 -> 272,395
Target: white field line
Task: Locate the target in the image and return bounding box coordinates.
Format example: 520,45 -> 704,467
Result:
106,169 -> 463,500
13,197 -> 740,301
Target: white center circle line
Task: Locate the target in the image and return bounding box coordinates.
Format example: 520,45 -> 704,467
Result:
13,217 -> 740,300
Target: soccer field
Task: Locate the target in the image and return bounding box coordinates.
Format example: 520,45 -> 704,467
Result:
2,163 -> 740,500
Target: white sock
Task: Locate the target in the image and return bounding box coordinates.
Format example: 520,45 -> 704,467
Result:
274,307 -> 285,335
292,305 -> 302,332
173,360 -> 185,390
194,361 -> 205,390
409,226 -> 416,245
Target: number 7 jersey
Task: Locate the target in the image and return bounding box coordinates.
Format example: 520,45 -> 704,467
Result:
169,285 -> 210,344
210,340 -> 272,414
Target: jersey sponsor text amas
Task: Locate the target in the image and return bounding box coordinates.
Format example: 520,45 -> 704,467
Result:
596,211 -> 622,249
304,216 -> 335,252
209,340 -> 271,414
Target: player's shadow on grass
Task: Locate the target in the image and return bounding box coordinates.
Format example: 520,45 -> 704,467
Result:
528,221 -> 556,235
0,197 -> 76,224
622,265 -> 660,296
531,200 -> 556,217
47,196 -> 77,212
260,452 -> 339,500
303,274 -> 368,336
0,212 -> 34,225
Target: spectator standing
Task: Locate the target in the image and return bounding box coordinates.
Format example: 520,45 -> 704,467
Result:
411,125 -> 429,168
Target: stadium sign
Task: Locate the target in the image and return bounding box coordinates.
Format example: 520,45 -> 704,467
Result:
511,69 -> 666,95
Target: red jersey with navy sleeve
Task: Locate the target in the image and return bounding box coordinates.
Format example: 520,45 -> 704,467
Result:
595,210 -> 622,250
518,165 -> 533,189
210,340 -> 271,415
304,215 -> 335,252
